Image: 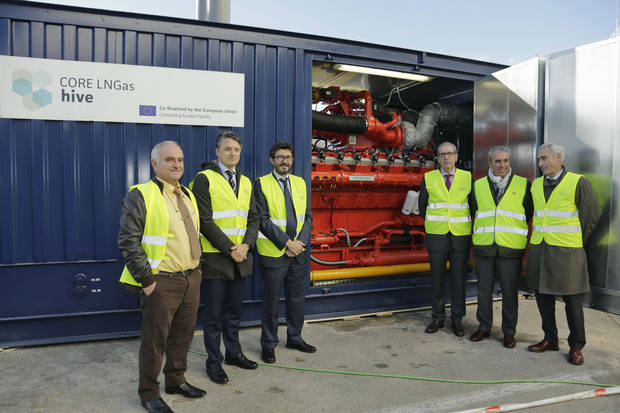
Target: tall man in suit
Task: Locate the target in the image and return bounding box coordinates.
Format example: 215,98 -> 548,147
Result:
527,142 -> 599,365
418,141 -> 473,337
254,141 -> 315,364
191,132 -> 259,384
470,146 -> 533,348
118,141 -> 206,413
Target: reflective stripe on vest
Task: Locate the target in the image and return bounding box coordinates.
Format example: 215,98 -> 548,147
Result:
256,173 -> 307,257
192,169 -> 252,253
530,172 -> 582,247
472,175 -> 529,249
119,181 -> 200,287
424,169 -> 472,236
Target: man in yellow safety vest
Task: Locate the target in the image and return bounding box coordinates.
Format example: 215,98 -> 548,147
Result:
118,141 -> 205,413
526,142 -> 599,365
418,141 -> 474,337
254,141 -> 314,364
470,146 -> 532,348
191,132 -> 260,384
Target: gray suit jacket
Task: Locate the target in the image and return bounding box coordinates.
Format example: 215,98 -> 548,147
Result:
254,173 -> 312,268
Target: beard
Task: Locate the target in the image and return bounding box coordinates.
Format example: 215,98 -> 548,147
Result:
275,163 -> 290,175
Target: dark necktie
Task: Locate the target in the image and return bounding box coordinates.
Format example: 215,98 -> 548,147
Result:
279,177 -> 297,238
173,187 -> 202,260
545,177 -> 556,187
445,173 -> 453,190
226,170 -> 236,192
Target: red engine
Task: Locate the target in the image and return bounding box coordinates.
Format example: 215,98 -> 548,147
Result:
310,87 -> 436,282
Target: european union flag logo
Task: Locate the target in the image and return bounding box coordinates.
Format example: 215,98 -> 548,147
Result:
139,105 -> 156,116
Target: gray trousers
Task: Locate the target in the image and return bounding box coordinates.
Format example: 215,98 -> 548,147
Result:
474,255 -> 521,335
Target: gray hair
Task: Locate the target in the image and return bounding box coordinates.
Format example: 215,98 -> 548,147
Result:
538,142 -> 565,162
151,140 -> 181,165
488,145 -> 511,162
437,141 -> 457,154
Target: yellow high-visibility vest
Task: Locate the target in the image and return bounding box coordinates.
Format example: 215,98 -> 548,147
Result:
530,172 -> 582,247
472,175 -> 528,249
424,169 -> 472,236
191,169 -> 252,253
256,173 -> 307,257
119,181 -> 199,287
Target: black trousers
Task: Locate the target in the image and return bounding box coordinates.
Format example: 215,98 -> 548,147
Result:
474,255 -> 520,334
260,260 -> 306,350
202,277 -> 246,365
138,269 -> 201,402
535,292 -> 586,349
428,245 -> 469,322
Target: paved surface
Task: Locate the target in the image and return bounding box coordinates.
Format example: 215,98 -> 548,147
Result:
1,297 -> 619,413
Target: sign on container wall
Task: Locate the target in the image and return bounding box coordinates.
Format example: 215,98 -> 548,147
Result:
0,55 -> 244,127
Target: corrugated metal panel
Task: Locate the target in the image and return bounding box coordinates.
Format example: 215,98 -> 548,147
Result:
0,0 -> 500,347
0,16 -> 311,341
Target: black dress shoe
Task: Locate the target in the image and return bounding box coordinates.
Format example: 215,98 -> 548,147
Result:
452,321 -> 465,337
425,320 -> 444,334
225,353 -> 258,370
206,362 -> 229,384
286,340 -> 317,353
141,397 -> 173,413
165,382 -> 206,398
262,348 -> 276,364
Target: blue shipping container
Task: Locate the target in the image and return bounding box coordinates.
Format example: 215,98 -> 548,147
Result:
0,0 -> 505,347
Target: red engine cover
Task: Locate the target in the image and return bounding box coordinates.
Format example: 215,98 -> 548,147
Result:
310,160 -> 432,271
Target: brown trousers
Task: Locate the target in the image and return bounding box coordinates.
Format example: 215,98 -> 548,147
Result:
138,269 -> 201,401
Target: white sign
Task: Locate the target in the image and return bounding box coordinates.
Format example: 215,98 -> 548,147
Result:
0,55 -> 244,126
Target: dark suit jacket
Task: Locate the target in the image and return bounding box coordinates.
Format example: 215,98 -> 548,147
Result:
254,173 -> 312,268
192,161 -> 259,279
417,169 -> 474,252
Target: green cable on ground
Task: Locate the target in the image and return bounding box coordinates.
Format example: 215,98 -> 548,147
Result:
187,349 -> 616,388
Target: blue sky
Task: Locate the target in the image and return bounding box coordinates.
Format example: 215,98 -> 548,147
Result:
26,0 -> 619,64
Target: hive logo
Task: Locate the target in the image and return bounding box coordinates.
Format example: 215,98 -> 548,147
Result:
12,68 -> 53,110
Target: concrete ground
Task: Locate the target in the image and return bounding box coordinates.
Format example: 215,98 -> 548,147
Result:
1,297 -> 619,413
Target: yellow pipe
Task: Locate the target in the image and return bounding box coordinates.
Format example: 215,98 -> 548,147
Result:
310,263 -> 431,282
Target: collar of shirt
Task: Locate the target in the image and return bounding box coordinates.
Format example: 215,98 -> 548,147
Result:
548,168 -> 563,182
156,176 -> 180,195
440,168 -> 456,177
273,170 -> 290,191
217,160 -> 236,179
273,170 -> 288,181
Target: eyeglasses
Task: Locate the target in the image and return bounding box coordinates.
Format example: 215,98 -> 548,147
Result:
273,155 -> 293,161
438,152 -> 456,158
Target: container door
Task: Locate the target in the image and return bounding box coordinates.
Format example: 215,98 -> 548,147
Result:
473,57 -> 543,182
545,38 -> 620,315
